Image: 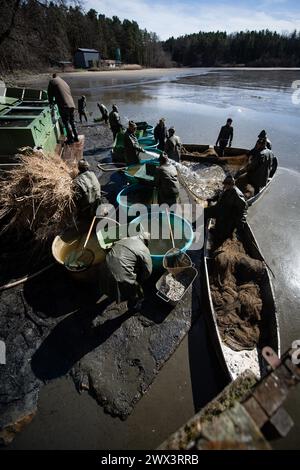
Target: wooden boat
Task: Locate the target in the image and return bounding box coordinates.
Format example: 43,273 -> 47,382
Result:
203,219 -> 280,382
181,144 -> 278,206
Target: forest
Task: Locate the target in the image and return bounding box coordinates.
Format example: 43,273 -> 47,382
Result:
1,0 -> 300,73
163,30 -> 300,67
0,0 -> 171,72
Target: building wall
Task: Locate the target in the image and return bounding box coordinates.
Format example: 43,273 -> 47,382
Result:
74,52 -> 100,68
74,51 -> 85,68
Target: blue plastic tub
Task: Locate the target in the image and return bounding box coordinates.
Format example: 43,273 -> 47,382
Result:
117,183 -> 155,219
129,212 -> 194,269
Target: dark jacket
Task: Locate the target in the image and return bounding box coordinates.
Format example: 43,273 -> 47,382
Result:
154,162 -> 180,205
239,148 -> 274,192
165,135 -> 181,162
216,124 -> 233,145
124,129 -> 144,164
98,104 -> 108,117
215,185 -> 248,225
154,123 -> 167,150
47,76 -> 75,112
73,170 -> 101,213
109,110 -> 122,131
78,97 -> 86,113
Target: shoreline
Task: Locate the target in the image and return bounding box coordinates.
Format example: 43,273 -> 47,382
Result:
2,66 -> 300,88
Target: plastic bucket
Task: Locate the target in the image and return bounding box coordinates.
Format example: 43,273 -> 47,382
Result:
156,266 -> 198,306
52,226 -> 106,282
129,212 -> 194,269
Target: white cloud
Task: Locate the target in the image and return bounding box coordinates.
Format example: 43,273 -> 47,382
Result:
84,0 -> 300,40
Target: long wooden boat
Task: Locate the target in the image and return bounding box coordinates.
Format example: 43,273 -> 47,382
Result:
203,219 -> 280,382
181,144 -> 278,206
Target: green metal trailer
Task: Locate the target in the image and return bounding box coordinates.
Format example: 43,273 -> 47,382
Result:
0,86 -> 64,169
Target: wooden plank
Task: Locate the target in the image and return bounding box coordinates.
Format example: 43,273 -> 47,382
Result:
62,135 -> 85,167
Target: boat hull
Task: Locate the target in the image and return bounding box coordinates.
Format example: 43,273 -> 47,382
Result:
203,219 -> 280,382
181,144 -> 278,206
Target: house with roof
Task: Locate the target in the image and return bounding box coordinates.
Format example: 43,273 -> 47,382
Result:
74,48 -> 101,68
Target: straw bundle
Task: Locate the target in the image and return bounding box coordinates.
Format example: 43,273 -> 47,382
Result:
0,148 -> 77,241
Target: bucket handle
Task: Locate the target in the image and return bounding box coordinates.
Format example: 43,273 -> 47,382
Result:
156,291 -> 170,303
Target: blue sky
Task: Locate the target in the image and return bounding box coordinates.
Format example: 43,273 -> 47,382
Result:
84,0 -> 300,40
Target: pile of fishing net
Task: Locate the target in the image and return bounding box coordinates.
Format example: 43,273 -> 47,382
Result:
0,148 -> 77,241
181,146 -> 219,157
210,235 -> 266,351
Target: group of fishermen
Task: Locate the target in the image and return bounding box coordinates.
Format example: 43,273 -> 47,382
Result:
48,74 -> 274,312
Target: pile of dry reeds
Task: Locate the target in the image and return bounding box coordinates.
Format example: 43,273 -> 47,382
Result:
0,148 -> 77,241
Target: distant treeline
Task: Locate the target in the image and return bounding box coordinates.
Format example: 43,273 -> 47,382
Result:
0,1 -> 300,73
0,0 -> 171,73
163,30 -> 300,67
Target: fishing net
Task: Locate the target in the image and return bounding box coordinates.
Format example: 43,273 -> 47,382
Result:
163,248 -> 192,274
210,234 -> 266,351
64,248 -> 95,272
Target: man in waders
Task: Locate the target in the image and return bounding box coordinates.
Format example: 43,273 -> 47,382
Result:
73,160 -> 101,219
124,121 -> 144,165
235,138 -> 274,195
205,174 -> 248,246
104,232 -> 152,313
48,73 -> 79,145
154,153 -> 180,206
216,118 -> 233,157
108,104 -> 123,140
165,127 -> 181,162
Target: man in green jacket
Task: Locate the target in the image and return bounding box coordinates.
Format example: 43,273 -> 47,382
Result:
205,174 -> 248,246
73,160 -> 101,218
124,121 -> 144,165
108,104 -> 123,140
154,153 -> 180,206
165,127 -> 181,162
105,233 -> 152,313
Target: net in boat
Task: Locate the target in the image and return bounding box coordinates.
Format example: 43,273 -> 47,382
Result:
210,234 -> 266,351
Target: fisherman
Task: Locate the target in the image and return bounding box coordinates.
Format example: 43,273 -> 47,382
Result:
105,231 -> 152,313
108,104 -> 122,140
257,129 -> 272,150
164,127 -> 181,162
124,120 -> 144,165
97,103 -> 109,124
78,95 -> 87,123
154,118 -> 167,151
47,73 -> 79,145
235,138 -> 274,195
73,159 -> 101,218
205,174 -> 248,246
215,118 -> 233,157
154,153 -> 180,206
